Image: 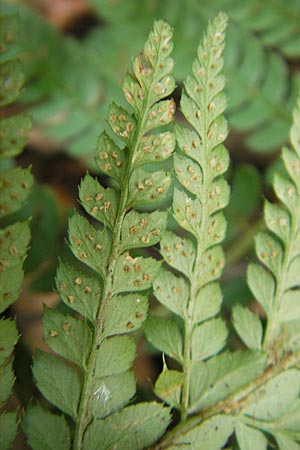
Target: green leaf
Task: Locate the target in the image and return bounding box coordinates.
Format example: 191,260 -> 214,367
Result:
112,253 -> 161,294
153,268 -> 189,319
228,164 -> 261,218
56,261 -> 101,322
83,402 -> 171,450
0,360 -> 14,404
0,14 -> 19,56
135,131 -> 175,166
0,59 -> 24,106
120,210 -> 167,251
247,263 -> 274,318
278,290 -> 300,322
0,114 -> 32,159
171,415 -> 234,450
43,306 -> 92,369
273,173 -> 298,213
173,187 -> 202,239
94,131 -> 127,185
286,256 -> 300,289
32,351 -> 81,419
103,293 -> 148,337
144,99 -> 176,133
264,201 -> 290,243
191,317 -> 228,362
174,154 -> 202,197
232,304 -> 263,350
79,173 -> 118,230
275,434 -> 300,450
95,336 -> 135,377
108,102 -> 136,144
194,282 -> 222,324
154,369 -> 183,408
190,351 -> 267,411
128,168 -> 172,207
255,232 -> 283,277
242,369 -> 300,421
90,371 -> 136,419
235,422 -> 267,450
0,412 -> 18,450
0,166 -> 33,217
22,405 -> 71,450
68,214 -> 111,278
160,231 -> 196,278
144,315 -> 183,363
0,318 -> 18,365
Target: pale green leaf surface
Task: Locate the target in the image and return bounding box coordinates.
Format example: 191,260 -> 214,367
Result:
32,351 -> 81,419
91,371 -> 135,419
144,315 -> 183,363
56,261 -> 101,322
174,153 -> 202,196
128,168 -> 172,207
275,434 -> 300,450
144,99 -> 175,133
273,174 -> 298,213
68,214 -> 111,277
135,131 -> 175,167
264,201 -> 290,243
0,360 -> 14,404
108,102 -> 136,144
286,256 -> 300,289
235,422 -> 267,450
95,131 -> 127,185
255,232 -> 283,277
232,304 -> 262,350
247,263 -> 274,318
171,415 -> 234,450
0,318 -> 18,365
278,290 -> 300,322
112,253 -> 161,294
191,317 -> 228,362
173,187 -> 202,239
0,166 -> 33,217
194,282 -> 222,324
242,369 -> 300,421
0,114 -> 32,159
190,351 -> 266,411
200,246 -> 225,285
0,412 -> 18,450
79,173 -> 118,230
153,268 -> 189,319
120,210 -> 167,251
160,231 -> 195,279
43,307 -> 92,369
23,405 -> 71,450
103,293 -> 148,337
0,264 -> 24,313
154,369 -> 183,408
83,402 -> 171,450
274,398 -> 300,431
95,336 -> 135,377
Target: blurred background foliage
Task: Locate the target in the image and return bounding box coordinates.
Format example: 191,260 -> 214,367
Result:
1,0 -> 300,423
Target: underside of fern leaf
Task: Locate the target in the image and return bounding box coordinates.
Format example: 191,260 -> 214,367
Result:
0,13 -> 33,450
23,20 -> 176,450
145,11 -> 264,426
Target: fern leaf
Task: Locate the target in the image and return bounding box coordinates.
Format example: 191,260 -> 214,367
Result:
25,20 -> 175,449
145,12 -> 231,420
240,95 -> 300,356
0,13 -> 32,450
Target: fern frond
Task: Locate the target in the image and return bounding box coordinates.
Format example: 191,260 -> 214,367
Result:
0,13 -> 32,450
145,12 -> 236,422
23,20 -> 176,450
